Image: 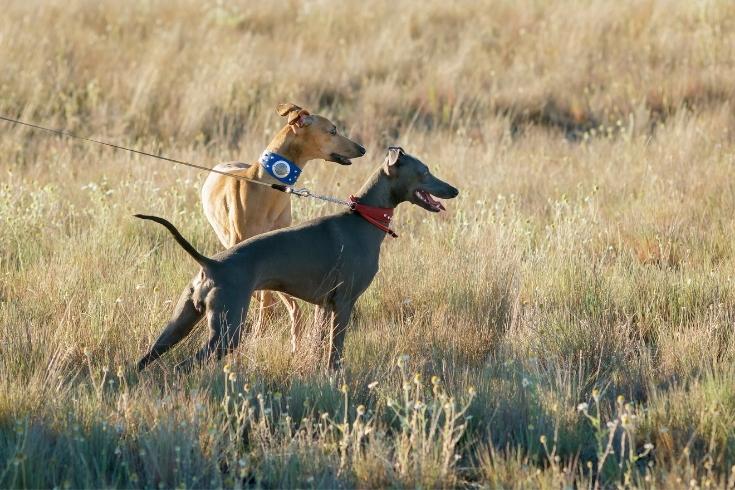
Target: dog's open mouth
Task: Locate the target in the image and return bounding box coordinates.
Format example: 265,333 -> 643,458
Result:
328,153 -> 352,165
415,189 -> 446,212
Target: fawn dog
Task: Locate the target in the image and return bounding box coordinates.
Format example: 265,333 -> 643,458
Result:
201,103 -> 365,349
137,148 -> 458,372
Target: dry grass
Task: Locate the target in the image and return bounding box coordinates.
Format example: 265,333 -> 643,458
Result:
2,0 -> 735,487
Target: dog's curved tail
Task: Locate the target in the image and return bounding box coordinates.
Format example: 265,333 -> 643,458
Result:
135,214 -> 215,269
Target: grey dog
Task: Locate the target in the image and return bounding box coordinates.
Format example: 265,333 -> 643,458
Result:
136,147 -> 459,372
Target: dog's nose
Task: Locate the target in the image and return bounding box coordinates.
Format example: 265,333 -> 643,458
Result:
356,144 -> 366,156
449,186 -> 459,198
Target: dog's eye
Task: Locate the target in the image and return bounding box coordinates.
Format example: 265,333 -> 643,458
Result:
328,127 -> 337,135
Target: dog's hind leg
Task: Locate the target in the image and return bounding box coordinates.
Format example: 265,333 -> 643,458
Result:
138,284 -> 203,371
176,291 -> 251,372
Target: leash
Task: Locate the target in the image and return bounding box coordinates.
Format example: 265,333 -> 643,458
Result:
0,114 -> 345,204
0,114 -> 398,237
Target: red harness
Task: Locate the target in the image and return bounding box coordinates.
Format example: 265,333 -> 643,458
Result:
349,195 -> 398,238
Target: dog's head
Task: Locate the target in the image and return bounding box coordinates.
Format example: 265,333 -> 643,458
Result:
382,147 -> 459,212
276,103 -> 366,165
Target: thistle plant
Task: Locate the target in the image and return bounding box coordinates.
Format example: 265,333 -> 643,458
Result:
577,389 -> 654,487
387,355 -> 476,487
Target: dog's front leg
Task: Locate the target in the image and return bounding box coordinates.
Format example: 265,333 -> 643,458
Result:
280,293 -> 305,353
325,299 -> 356,371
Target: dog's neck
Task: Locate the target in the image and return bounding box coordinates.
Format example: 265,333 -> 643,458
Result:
260,126 -> 311,173
353,167 -> 400,209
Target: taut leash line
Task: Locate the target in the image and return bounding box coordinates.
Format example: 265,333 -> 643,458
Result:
286,187 -> 353,207
0,115 -> 401,233
0,114 -> 286,191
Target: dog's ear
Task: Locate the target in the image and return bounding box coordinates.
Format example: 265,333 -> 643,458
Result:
276,103 -> 302,116
287,109 -> 313,130
383,147 -> 403,176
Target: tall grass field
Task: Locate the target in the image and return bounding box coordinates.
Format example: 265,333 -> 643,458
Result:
2,0 -> 735,487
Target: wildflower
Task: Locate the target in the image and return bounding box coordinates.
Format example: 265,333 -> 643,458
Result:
539,435 -> 547,445
522,377 -> 530,388
356,405 -> 366,416
413,373 -> 421,384
591,388 -> 599,400
617,395 -> 625,404
468,386 -> 477,396
116,366 -> 124,378
340,384 -> 348,394
223,364 -> 232,374
228,372 -> 236,382
431,376 -> 440,386
577,402 -> 589,412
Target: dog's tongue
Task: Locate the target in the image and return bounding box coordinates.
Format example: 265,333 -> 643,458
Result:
420,190 -> 445,211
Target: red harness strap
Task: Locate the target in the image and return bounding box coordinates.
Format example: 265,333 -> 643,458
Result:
349,195 -> 398,238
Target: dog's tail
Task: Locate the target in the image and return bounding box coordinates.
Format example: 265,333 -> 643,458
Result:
134,214 -> 215,268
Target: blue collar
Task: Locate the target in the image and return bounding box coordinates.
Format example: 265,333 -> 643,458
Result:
258,150 -> 302,185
